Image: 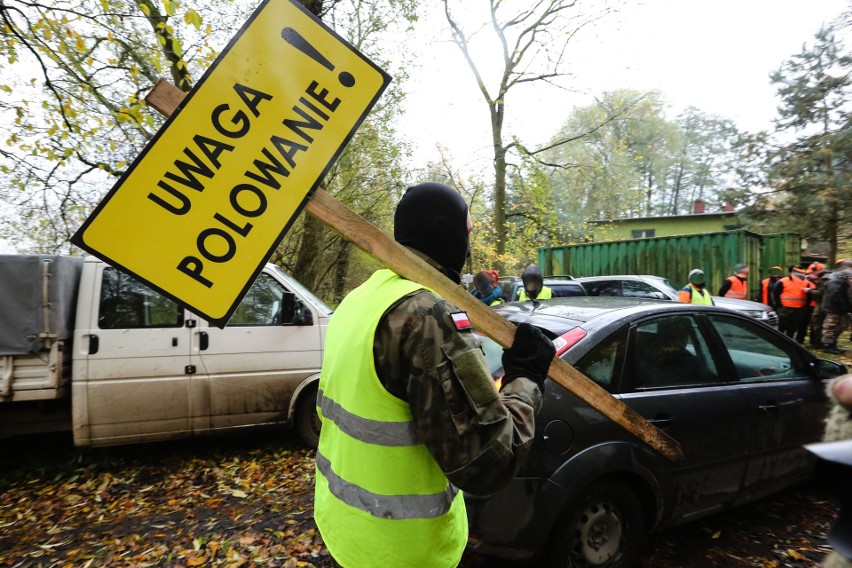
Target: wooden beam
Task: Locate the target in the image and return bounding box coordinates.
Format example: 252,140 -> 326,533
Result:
145,80 -> 684,461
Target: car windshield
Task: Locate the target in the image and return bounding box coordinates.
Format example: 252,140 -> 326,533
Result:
654,278 -> 681,296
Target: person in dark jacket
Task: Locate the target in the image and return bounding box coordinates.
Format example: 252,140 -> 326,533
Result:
821,268 -> 852,355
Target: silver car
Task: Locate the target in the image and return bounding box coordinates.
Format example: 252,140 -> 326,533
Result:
577,274 -> 779,328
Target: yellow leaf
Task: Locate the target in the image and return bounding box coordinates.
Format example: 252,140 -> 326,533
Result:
232,489 -> 248,498
711,531 -> 721,539
787,549 -> 805,560
75,37 -> 85,52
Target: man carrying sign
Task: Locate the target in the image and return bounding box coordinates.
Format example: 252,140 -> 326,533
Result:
314,182 -> 555,567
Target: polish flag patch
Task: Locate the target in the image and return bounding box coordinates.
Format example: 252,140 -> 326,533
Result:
451,312 -> 472,331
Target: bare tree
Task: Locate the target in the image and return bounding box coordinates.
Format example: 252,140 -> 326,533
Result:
442,0 -> 609,268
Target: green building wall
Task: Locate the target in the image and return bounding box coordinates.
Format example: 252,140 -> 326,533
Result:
538,231 -> 801,300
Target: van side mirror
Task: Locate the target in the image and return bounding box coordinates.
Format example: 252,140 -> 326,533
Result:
280,292 -> 313,326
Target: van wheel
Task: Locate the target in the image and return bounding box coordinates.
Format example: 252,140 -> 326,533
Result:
548,479 -> 645,568
295,385 -> 321,449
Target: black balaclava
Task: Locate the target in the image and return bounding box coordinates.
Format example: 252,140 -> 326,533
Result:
394,182 -> 470,284
521,264 -> 544,300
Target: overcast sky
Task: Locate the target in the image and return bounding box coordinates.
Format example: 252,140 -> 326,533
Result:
396,0 -> 849,172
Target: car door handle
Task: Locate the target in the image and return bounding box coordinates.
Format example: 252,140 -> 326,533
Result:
199,331 -> 209,351
758,403 -> 779,415
649,415 -> 673,430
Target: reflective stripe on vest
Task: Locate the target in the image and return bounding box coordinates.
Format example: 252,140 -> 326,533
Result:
314,269 -> 467,568
779,276 -> 811,308
315,450 -> 459,520
724,276 -> 747,299
317,388 -> 418,447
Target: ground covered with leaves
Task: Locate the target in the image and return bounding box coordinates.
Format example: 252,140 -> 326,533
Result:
1,343 -> 848,567
0,429 -> 839,568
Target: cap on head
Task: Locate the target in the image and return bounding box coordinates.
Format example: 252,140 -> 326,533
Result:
807,262 -> 826,274
688,269 -> 706,285
734,263 -> 748,274
394,182 -> 469,284
768,266 -> 783,277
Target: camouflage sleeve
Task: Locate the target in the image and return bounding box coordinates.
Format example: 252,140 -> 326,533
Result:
374,290 -> 542,496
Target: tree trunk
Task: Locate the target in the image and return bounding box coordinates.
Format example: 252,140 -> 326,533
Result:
333,241 -> 351,300
491,103 -> 506,271
292,214 -> 326,291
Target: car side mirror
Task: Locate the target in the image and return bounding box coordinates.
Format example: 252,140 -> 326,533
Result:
814,359 -> 847,380
648,292 -> 666,299
280,292 -> 313,326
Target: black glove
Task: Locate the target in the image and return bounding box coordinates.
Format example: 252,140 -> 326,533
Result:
501,323 -> 555,390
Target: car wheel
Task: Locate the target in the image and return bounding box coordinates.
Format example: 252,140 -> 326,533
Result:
295,384 -> 321,449
548,478 -> 646,568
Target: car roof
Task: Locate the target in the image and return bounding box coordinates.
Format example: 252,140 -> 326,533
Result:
576,274 -> 667,282
494,296 -> 711,336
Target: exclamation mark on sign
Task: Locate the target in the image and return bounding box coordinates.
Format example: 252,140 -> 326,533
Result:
281,27 -> 355,88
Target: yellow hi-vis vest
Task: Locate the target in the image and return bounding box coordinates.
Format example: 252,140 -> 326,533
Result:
314,269 -> 467,568
518,285 -> 553,301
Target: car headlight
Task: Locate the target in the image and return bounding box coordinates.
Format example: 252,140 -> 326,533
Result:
740,310 -> 764,319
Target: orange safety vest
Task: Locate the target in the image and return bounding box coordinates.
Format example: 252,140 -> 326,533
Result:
778,276 -> 813,309
724,276 -> 748,299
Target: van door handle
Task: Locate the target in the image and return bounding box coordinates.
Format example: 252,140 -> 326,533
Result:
199,332 -> 209,351
89,334 -> 99,355
758,403 -> 779,415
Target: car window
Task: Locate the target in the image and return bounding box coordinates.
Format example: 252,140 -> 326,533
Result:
227,273 -> 290,326
478,334 -> 505,380
98,267 -> 183,329
628,315 -> 719,389
707,314 -> 810,382
622,280 -> 661,298
573,327 -> 627,392
550,283 -> 586,297
583,280 -> 621,297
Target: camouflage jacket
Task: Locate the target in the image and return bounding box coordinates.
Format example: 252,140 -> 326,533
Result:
373,262 -> 542,496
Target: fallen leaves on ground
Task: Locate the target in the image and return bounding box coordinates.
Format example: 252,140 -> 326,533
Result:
0,433 -> 328,567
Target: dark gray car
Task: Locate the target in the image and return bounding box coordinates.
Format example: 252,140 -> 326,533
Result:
467,297 -> 844,567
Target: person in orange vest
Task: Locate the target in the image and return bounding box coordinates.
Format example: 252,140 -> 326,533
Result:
758,266 -> 783,309
771,265 -> 815,343
678,269 -> 714,305
718,263 -> 749,299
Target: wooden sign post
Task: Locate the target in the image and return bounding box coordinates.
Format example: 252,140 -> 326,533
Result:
146,81 -> 683,461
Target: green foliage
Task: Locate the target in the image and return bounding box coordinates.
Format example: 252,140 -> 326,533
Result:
0,0 -> 416,306
0,0 -> 244,252
735,28 -> 852,263
529,89 -> 738,242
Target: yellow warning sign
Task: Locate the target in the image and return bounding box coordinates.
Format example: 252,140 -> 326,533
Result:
72,0 -> 390,326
